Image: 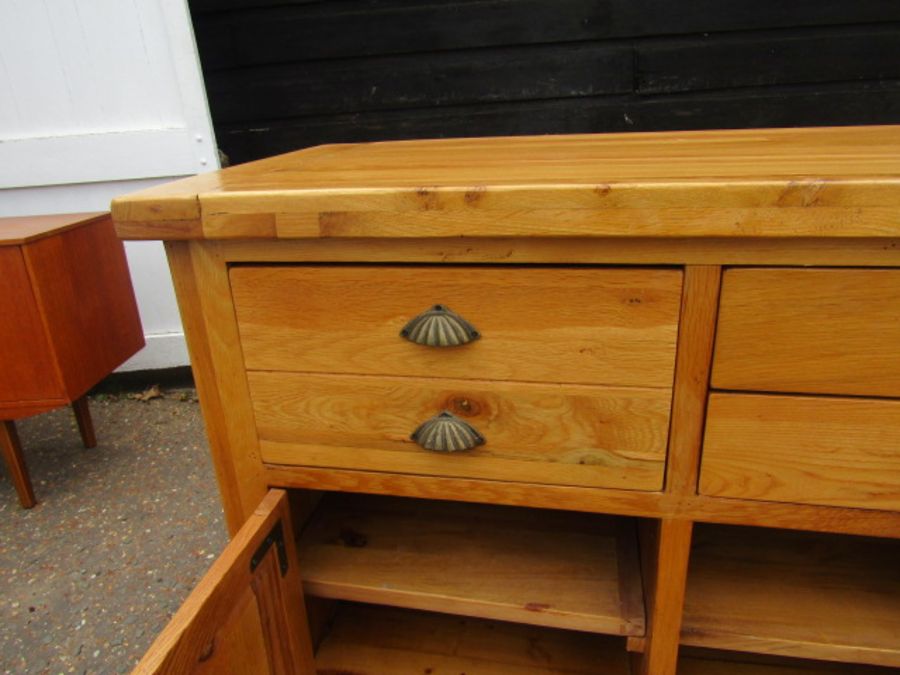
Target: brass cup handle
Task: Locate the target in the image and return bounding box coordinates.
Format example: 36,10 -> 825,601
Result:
411,411 -> 485,453
400,304 -> 480,347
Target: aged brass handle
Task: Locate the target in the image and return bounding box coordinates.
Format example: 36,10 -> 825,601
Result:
400,304 -> 480,347
411,411 -> 485,453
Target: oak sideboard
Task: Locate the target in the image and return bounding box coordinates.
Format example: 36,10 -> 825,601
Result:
113,125 -> 900,675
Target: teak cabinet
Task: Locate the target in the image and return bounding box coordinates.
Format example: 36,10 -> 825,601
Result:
113,126 -> 900,675
0,212 -> 144,507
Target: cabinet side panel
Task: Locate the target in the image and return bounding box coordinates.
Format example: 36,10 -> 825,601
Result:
23,216 -> 144,399
0,247 -> 65,412
165,241 -> 267,533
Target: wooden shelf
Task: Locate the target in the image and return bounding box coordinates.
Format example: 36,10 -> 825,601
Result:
682,525 -> 900,668
297,493 -> 645,635
680,651 -> 897,674
315,603 -> 631,675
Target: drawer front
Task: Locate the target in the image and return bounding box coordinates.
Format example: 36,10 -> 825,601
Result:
231,266 -> 681,388
250,372 -> 670,491
700,393 -> 900,511
712,268 -> 900,397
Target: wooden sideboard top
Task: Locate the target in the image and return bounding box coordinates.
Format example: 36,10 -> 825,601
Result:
113,125 -> 900,241
0,212 -> 109,246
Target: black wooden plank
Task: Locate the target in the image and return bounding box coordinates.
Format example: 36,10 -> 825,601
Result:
205,42 -> 633,125
638,25 -> 900,94
191,0 -> 900,69
213,80 -> 900,164
629,81 -> 900,130
191,0 -> 317,13
195,0 -> 611,70
609,0 -> 900,40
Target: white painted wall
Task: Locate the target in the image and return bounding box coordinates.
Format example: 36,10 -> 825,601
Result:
0,0 -> 218,370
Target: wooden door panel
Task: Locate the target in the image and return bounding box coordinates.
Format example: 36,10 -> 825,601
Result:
24,216 -> 144,399
134,490 -> 315,674
0,247 -> 65,410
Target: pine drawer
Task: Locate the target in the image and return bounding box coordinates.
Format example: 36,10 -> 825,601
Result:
712,268 -> 900,397
249,370 -> 671,490
231,265 -> 682,388
700,392 -> 900,511
232,264 -> 682,490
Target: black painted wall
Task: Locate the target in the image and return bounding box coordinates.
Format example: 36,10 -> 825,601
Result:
188,0 -> 900,164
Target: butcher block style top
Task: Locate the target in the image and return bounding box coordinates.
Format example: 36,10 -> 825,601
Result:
113,124 -> 900,240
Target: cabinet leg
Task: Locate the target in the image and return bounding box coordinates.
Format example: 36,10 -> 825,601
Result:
1,420 -> 36,509
637,518 -> 693,675
72,396 -> 96,449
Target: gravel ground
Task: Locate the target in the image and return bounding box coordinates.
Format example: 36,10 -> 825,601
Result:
0,387 -> 227,674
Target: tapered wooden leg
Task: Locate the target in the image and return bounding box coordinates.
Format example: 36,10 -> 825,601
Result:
0,420 -> 36,509
72,396 -> 96,449
637,518 -> 694,675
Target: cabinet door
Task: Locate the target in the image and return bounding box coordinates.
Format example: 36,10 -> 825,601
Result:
0,247 -> 66,413
134,490 -> 315,674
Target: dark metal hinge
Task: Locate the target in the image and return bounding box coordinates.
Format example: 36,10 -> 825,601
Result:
250,520 -> 288,576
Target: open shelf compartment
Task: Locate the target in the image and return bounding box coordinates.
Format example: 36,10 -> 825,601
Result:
678,648 -> 899,675
682,524 -> 900,668
312,605 -> 900,675
296,492 -> 645,636
315,603 -> 632,675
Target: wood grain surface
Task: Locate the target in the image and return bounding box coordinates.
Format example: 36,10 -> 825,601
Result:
0,247 -> 64,408
165,242 -> 269,533
679,652 -> 896,674
682,524 -> 900,667
0,421 -> 36,509
315,603 -> 631,675
0,215 -> 143,422
713,268 -> 900,397
232,265 -> 681,388
112,126 -> 900,240
701,393 -> 900,511
297,493 -> 644,635
0,212 -> 107,245
213,236 -> 900,269
251,371 -> 670,491
133,490 -> 314,674
637,519 -> 694,675
664,266 -> 721,494
24,215 -> 144,400
265,464 -> 900,539
190,587 -> 270,675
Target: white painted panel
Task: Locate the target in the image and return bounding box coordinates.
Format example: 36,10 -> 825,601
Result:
0,128 -> 203,188
0,0 -> 186,138
0,176 -> 183,215
119,333 -> 190,372
0,0 -> 216,186
124,240 -> 185,334
0,1 -> 72,134
0,0 -> 219,371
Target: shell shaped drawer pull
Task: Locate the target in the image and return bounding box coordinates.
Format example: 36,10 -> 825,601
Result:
411,411 -> 485,453
400,304 -> 480,347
